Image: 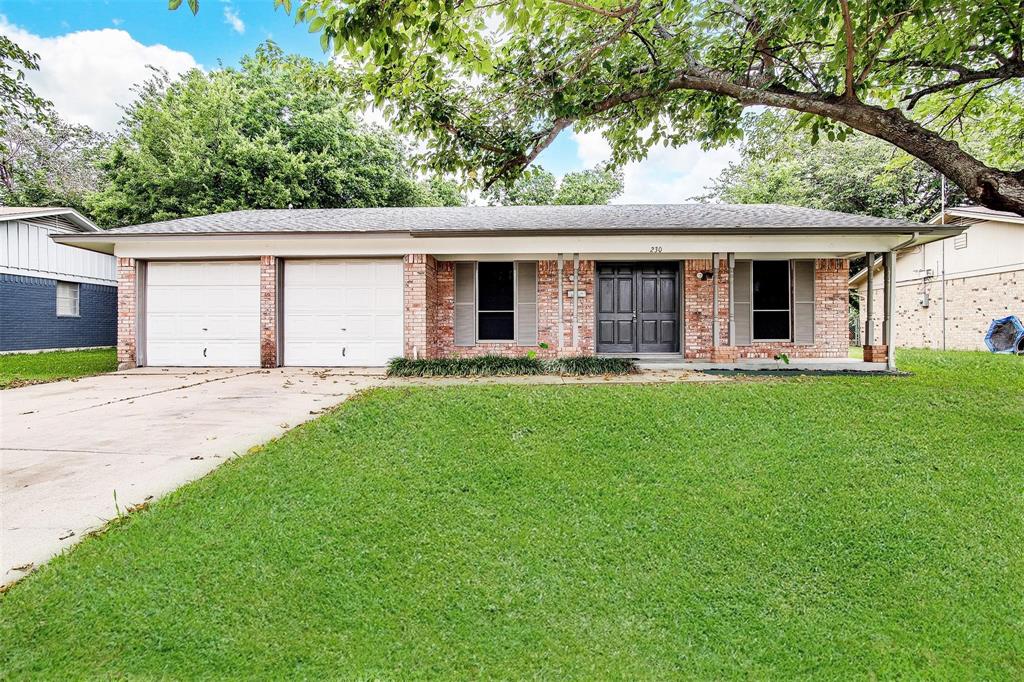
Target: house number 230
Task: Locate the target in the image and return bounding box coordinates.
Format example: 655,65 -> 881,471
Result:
649,246 -> 663,253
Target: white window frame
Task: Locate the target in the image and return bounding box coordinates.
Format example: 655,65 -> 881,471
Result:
56,281 -> 80,318
476,261 -> 516,343
751,259 -> 791,342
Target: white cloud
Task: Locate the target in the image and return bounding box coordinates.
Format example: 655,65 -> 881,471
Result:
223,5 -> 245,34
111,18 -> 124,26
0,17 -> 199,131
570,129 -> 740,203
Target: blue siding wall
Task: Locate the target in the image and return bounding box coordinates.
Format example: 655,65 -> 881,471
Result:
0,274 -> 116,351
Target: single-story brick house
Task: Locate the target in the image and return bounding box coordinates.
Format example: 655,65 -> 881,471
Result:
53,204 -> 965,371
1,207 -> 117,353
851,205 -> 1023,351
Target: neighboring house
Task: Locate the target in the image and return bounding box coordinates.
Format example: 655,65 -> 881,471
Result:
54,204 -> 964,371
851,206 -> 1024,351
0,207 -> 116,352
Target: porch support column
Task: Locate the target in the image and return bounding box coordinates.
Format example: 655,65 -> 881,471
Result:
884,250 -> 896,370
865,252 -> 875,346
711,252 -> 720,348
403,254 -> 437,360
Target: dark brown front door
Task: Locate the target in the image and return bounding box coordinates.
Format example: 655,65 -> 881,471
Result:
597,262 -> 679,354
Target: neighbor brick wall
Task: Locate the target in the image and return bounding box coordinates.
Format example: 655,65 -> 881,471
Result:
858,269 -> 1024,351
259,256 -> 278,368
685,258 -> 849,359
116,257 -> 137,369
0,274 -> 116,352
429,259 -> 595,358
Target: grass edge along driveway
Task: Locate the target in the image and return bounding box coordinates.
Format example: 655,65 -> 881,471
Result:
1,350 -> 1022,678
0,347 -> 117,389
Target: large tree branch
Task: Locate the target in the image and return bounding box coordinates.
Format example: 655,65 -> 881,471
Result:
484,61 -> 1024,212
903,60 -> 1024,108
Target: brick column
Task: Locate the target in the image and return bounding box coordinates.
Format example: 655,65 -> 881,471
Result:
260,256 -> 279,368
403,254 -> 437,359
116,257 -> 137,370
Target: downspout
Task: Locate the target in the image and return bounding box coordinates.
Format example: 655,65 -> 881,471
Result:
727,253 -> 735,345
572,253 -> 579,349
940,180 -> 948,351
711,252 -> 720,348
557,254 -> 564,351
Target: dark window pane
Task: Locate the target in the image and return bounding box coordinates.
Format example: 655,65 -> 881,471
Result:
478,262 -> 514,310
754,311 -> 790,340
753,260 -> 789,309
479,312 -> 514,340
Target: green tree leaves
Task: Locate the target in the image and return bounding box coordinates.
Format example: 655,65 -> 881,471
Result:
85,43 -> 443,226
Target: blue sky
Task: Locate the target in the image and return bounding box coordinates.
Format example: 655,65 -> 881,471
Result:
0,0 -> 739,201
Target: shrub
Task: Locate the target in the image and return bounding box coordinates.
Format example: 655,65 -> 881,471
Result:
386,355 -> 636,377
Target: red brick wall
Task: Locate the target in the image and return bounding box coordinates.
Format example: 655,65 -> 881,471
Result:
429,259 -> 595,358
403,254 -> 438,359
684,257 -> 849,359
116,257 -> 137,369
259,256 -> 278,368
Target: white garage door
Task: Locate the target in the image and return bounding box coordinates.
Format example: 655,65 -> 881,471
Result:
146,261 -> 260,367
284,259 -> 403,366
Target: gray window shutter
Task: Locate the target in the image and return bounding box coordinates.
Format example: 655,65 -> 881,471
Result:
515,261 -> 538,346
733,260 -> 752,345
793,259 -> 815,344
455,262 -> 476,346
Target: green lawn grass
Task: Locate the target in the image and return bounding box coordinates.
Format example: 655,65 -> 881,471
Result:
2,350 -> 1023,678
0,347 -> 117,388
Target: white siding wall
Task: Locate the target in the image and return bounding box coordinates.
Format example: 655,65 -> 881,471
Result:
0,220 -> 116,284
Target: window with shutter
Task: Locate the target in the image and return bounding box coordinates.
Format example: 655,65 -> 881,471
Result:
454,262 -> 476,346
752,260 -> 790,341
792,260 -> 815,345
515,262 -> 538,346
733,260 -> 752,345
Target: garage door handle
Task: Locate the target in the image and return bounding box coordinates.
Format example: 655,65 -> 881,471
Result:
203,347 -> 207,358
342,348 -> 346,357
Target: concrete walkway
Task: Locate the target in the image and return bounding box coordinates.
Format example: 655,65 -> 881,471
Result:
1,367 -> 383,585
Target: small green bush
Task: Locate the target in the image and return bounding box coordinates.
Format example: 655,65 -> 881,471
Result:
387,355 -> 636,377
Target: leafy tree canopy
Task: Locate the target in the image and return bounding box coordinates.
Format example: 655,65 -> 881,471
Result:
482,165 -> 623,205
87,43 -> 452,226
0,113 -> 109,213
176,0 -> 1024,215
700,110 -> 974,222
0,36 -> 50,156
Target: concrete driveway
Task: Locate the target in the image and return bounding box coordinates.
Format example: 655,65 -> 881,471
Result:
1,367 -> 384,585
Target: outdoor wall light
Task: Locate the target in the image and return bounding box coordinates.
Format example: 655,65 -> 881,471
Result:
695,270 -> 715,281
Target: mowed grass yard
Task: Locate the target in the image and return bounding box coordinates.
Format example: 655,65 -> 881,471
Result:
0,347 -> 116,388
2,350 -> 1023,678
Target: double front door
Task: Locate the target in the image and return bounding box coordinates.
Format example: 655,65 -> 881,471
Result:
596,262 -> 680,354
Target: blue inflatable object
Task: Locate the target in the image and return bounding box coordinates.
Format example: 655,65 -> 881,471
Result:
984,315 -> 1024,354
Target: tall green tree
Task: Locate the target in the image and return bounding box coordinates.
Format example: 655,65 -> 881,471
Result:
482,165 -> 623,205
0,36 -> 50,161
701,111 -> 967,222
87,44 -> 434,227
0,113 -> 108,213
175,0 -> 1024,215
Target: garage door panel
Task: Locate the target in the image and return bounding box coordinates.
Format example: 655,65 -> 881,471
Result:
374,314 -> 403,337
284,259 -> 403,367
375,287 -> 402,308
145,261 -> 259,367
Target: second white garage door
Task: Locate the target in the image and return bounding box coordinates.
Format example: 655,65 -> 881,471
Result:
284,259 -> 403,366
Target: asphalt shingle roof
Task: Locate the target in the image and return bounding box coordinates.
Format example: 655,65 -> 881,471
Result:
99,204 -> 928,236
